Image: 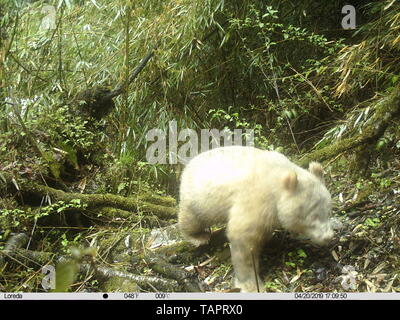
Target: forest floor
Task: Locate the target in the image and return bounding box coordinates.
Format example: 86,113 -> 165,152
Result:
1,155 -> 399,293
118,155 -> 400,293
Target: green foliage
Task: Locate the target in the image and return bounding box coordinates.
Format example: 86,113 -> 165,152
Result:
285,249 -> 308,269
54,260 -> 79,292
264,280 -> 283,292
53,247 -> 97,292
362,217 -> 381,229
48,199 -> 87,213
334,2 -> 400,97
0,208 -> 27,229
1,0 -> 399,184
315,2 -> 400,152
49,106 -> 95,150
1,0 -> 360,193
59,234 -> 83,253
217,3 -> 345,150
0,199 -> 87,231
370,173 -> 392,191
0,101 -> 99,179
209,107 -> 271,150
100,153 -> 169,196
212,263 -> 232,278
33,105 -> 97,158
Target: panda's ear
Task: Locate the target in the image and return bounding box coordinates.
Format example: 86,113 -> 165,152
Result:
309,162 -> 325,184
283,171 -> 298,192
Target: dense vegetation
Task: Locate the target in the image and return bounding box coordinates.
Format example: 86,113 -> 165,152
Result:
0,0 -> 399,293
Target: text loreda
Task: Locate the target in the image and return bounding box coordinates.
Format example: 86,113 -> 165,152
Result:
145,120 -> 254,165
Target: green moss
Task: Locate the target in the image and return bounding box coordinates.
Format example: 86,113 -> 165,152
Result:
102,277 -> 139,292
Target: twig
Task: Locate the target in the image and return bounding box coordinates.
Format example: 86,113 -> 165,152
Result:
250,248 -> 260,293
106,41 -> 160,100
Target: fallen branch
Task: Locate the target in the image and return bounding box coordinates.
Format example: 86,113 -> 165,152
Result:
1,172 -> 177,221
73,42 -> 159,120
143,252 -> 203,292
0,233 -> 30,268
88,265 -> 180,292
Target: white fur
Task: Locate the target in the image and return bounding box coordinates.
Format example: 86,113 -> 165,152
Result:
178,146 -> 334,292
